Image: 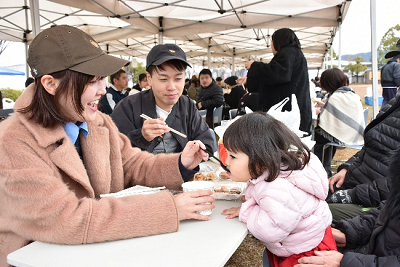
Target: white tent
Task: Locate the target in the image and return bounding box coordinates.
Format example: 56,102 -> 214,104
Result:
0,0 -> 351,70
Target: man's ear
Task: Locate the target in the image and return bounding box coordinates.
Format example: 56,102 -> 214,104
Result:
146,71 -> 152,86
40,75 -> 59,95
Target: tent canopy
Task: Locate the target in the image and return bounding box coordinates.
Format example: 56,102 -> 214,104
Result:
0,66 -> 24,76
0,0 -> 351,68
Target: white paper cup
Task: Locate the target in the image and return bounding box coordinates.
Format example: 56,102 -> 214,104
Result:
182,181 -> 214,216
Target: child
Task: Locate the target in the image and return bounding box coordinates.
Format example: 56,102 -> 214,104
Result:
222,113 -> 336,267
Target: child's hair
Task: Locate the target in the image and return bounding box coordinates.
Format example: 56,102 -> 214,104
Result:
223,113 -> 310,181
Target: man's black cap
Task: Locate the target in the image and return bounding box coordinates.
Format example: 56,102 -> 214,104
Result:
146,44 -> 191,70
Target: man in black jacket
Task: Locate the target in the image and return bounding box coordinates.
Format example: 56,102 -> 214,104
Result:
381,39 -> 400,106
196,69 -> 224,128
296,147 -> 400,267
111,44 -> 213,155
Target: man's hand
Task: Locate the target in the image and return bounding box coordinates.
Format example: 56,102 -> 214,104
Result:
141,117 -> 169,142
295,250 -> 343,267
332,228 -> 346,247
180,140 -> 209,170
329,169 -> 347,193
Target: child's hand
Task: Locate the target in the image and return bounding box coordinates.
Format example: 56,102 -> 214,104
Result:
221,207 -> 241,219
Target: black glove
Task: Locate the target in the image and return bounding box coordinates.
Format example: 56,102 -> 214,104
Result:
327,189 -> 354,204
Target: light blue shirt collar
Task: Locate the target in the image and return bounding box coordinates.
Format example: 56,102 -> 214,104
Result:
63,122 -> 89,144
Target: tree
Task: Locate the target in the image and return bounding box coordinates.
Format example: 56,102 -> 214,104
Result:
0,88 -> 24,102
378,24 -> 400,65
130,62 -> 146,84
344,56 -> 367,83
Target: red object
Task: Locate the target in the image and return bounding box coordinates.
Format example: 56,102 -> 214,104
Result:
266,226 -> 337,267
218,143 -> 228,165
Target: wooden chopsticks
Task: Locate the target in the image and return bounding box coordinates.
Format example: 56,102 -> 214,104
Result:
140,114 -> 187,138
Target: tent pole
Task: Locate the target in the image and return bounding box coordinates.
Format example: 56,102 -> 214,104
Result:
338,24 -> 342,69
29,0 -> 40,37
231,47 -> 235,76
370,0 -> 379,119
207,37 -> 211,69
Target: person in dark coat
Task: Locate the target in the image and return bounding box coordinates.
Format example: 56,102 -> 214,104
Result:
223,76 -> 246,109
237,28 -> 312,134
296,147 -> 400,267
112,44 -> 214,155
196,69 -> 224,128
327,91 -> 400,224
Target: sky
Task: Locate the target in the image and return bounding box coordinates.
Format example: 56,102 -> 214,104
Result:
1,0 -> 399,89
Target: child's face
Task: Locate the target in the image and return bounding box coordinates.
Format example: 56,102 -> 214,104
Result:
225,150 -> 252,182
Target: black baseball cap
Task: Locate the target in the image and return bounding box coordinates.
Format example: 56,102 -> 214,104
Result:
27,25 -> 130,78
146,44 -> 191,70
385,39 -> 400,59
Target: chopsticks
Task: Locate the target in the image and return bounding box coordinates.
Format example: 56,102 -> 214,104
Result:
201,147 -> 230,172
140,114 -> 187,138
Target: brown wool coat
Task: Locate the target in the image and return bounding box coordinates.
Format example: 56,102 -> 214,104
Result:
0,86 -> 184,267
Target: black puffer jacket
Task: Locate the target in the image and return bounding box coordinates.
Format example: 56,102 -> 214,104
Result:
196,82 -> 224,117
336,204 -> 400,267
335,147 -> 400,267
246,45 -> 312,133
337,93 -> 400,207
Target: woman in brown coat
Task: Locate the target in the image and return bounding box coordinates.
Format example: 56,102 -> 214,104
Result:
0,25 -> 213,267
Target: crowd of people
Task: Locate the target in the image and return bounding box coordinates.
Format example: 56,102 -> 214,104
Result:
1,24 -> 400,267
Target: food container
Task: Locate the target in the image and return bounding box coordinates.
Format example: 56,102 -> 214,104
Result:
213,181 -> 247,201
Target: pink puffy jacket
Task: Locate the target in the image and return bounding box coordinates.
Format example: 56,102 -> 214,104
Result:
239,153 -> 332,257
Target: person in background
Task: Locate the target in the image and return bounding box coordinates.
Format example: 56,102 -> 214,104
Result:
313,68 -> 365,178
295,146 -> 400,267
0,25 -> 214,266
196,69 -> 224,128
187,75 -> 199,101
237,28 -> 312,134
111,44 -> 214,155
222,113 -> 336,267
130,73 -> 148,95
216,76 -> 224,88
25,77 -> 34,88
98,69 -> 129,114
182,78 -> 189,96
223,76 -> 246,109
380,39 -> 400,107
0,90 -> 3,110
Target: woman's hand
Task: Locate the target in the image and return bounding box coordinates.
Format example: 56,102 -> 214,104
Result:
329,169 -> 347,193
141,117 -> 169,142
180,140 -> 209,170
295,250 -> 343,267
221,207 -> 241,219
174,190 -> 215,221
332,228 -> 346,247
244,60 -> 254,70
236,77 -> 247,85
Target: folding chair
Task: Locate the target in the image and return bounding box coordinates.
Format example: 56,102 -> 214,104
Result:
229,108 -> 238,120
212,106 -> 223,128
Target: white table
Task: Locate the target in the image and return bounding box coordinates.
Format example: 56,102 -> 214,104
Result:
7,200 -> 247,267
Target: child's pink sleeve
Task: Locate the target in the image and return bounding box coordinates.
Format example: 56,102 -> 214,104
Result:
239,197 -> 257,223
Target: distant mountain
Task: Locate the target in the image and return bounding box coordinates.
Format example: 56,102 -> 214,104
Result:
341,52 -> 371,62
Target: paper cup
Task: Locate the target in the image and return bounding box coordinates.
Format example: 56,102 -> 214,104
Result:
182,181 -> 214,216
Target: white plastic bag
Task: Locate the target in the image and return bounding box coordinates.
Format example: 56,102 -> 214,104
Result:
267,94 -> 301,135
